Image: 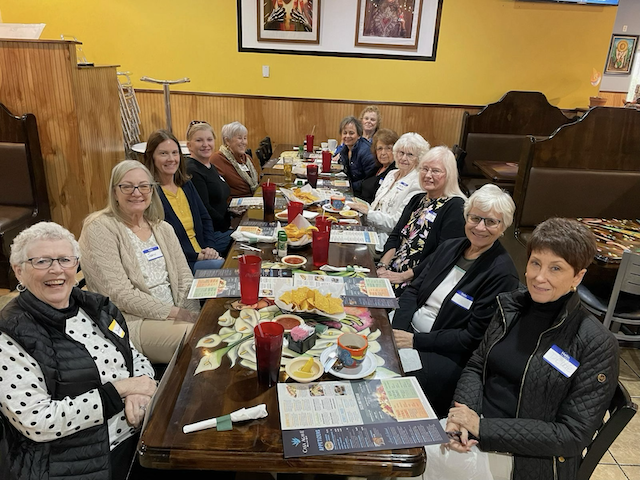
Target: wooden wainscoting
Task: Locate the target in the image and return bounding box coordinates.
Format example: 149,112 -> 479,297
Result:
136,90 -> 482,151
0,39 -> 124,237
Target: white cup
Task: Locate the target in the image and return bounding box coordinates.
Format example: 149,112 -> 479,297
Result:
327,139 -> 338,152
321,142 -> 329,150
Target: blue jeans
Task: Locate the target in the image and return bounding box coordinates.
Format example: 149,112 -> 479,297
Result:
194,258 -> 225,272
210,229 -> 233,257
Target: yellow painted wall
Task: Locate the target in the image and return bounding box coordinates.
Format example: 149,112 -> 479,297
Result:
1,0 -> 616,108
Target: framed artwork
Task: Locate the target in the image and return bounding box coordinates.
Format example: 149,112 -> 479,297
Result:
355,0 -> 423,50
605,34 -> 638,75
257,0 -> 321,44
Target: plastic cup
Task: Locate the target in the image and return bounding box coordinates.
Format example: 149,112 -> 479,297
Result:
322,150 -> 332,173
288,201 -> 304,223
306,164 -> 318,188
306,135 -> 314,153
238,255 -> 261,305
254,322 -> 284,387
327,139 -> 338,152
262,181 -> 276,214
315,215 -> 332,233
312,230 -> 330,267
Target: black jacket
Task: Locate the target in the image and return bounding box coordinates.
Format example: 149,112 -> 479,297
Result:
358,163 -> 396,204
0,288 -> 133,480
394,237 -> 519,416
382,194 -> 466,279
454,288 -> 619,480
186,157 -> 231,232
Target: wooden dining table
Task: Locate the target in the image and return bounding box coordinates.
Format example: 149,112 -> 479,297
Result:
138,201 -> 427,477
473,160 -> 518,183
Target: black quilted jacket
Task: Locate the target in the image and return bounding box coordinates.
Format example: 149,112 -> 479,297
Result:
454,288 -> 619,480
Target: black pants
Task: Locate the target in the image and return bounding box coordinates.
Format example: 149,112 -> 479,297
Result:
111,433 -> 138,480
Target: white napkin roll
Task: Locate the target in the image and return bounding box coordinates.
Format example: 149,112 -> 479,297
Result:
182,404 -> 268,434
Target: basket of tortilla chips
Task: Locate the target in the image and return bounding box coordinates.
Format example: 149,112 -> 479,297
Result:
280,185 -> 321,206
281,215 -> 317,247
275,285 -> 346,320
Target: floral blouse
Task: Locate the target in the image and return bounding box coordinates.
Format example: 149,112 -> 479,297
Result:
389,195 -> 453,291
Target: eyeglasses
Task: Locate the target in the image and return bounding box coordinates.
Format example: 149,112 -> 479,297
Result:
466,214 -> 502,228
26,256 -> 79,270
376,145 -> 393,152
396,151 -> 415,159
419,166 -> 445,177
117,183 -> 154,195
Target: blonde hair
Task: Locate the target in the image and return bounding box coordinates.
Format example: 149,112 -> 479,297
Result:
84,160 -> 164,227
186,121 -> 216,141
359,105 -> 382,132
419,146 -> 467,200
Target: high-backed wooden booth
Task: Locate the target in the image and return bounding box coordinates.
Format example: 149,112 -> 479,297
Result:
458,91 -> 576,185
0,39 -> 125,237
513,106 -> 640,245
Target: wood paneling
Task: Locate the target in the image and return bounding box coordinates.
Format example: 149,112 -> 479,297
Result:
598,91 -> 628,108
136,90 -> 481,151
0,39 -> 124,236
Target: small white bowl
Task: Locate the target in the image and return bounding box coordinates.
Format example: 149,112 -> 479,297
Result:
282,255 -> 307,268
272,314 -> 304,332
286,357 -> 324,383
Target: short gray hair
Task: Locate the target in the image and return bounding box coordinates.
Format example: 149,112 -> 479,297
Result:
420,146 -> 467,199
84,160 -> 164,228
10,222 -> 80,266
221,121 -> 248,145
393,133 -> 430,166
464,184 -> 515,228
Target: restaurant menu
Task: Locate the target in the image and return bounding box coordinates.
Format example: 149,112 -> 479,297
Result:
188,268 -> 293,299
278,377 -> 446,458
189,271 -> 398,307
329,225 -> 379,245
294,273 -> 398,308
238,220 -> 278,237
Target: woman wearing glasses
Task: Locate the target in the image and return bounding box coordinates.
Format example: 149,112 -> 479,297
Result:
349,133 -> 426,255
1,222 -> 156,480
356,128 -> 398,204
79,160 -> 200,364
377,146 -> 467,295
392,184 -> 520,416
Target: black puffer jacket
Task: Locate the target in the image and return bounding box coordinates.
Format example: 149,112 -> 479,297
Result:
454,288 -> 619,480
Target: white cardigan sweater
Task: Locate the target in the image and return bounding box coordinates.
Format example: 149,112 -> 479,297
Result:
366,169 -> 423,251
78,214 -> 200,350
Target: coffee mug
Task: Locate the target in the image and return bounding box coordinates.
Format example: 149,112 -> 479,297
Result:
337,333 -> 368,368
321,142 -> 329,150
330,195 -> 345,210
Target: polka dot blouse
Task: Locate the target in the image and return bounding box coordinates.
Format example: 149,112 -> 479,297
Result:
0,308 -> 155,449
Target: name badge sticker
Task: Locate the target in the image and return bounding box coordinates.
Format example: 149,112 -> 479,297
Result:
108,319 -> 125,338
425,210 -> 437,223
543,345 -> 579,378
239,164 -> 250,172
397,181 -> 408,191
451,290 -> 473,310
143,246 -> 163,261
219,175 -> 227,183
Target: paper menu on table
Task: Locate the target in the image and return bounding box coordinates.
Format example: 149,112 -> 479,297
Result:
230,197 -> 264,207
278,378 -> 446,458
292,274 -> 398,308
329,227 -> 379,245
189,268 -> 293,299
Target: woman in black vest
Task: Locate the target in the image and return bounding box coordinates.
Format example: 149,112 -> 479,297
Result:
0,222 -> 156,480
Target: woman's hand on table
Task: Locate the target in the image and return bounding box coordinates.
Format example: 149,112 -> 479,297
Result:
379,268 -> 414,284
347,202 -> 369,214
124,393 -> 152,428
445,402 -> 480,451
112,375 -> 157,399
199,248 -> 220,260
393,329 -> 414,349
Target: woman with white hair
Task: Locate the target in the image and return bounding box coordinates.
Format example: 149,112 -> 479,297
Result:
377,146 -> 467,295
392,184 -> 520,416
348,132 -> 428,254
1,222 -> 156,480
79,160 -> 200,364
210,121 -> 261,200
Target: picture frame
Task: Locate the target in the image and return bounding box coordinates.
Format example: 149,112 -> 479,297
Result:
257,0 -> 321,44
355,0 -> 423,50
605,34 -> 638,75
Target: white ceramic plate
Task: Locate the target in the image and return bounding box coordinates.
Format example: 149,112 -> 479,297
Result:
320,345 -> 376,379
322,204 -> 351,214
